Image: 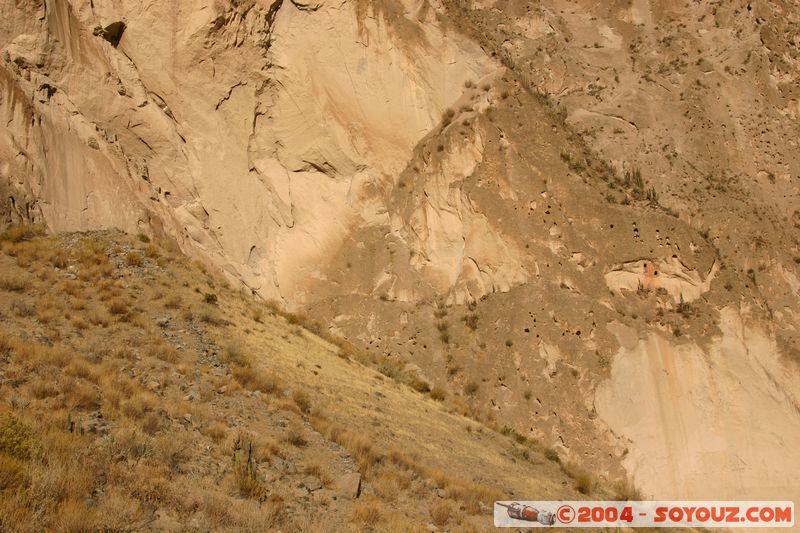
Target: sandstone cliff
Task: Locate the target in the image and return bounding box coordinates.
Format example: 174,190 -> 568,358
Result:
2,0 -> 800,504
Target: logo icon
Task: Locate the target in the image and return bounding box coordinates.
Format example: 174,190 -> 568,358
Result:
557,504 -> 576,524
496,502 -> 556,525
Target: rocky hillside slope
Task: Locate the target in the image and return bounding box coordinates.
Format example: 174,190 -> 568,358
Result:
0,228 -> 599,531
1,0 -> 799,505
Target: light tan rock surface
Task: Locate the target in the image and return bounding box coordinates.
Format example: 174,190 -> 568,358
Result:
2,0 -> 800,502
1,0 -> 497,302
605,257 -> 719,303
596,309 -> 800,502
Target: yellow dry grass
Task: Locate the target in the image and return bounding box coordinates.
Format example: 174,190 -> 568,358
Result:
0,228 -> 600,531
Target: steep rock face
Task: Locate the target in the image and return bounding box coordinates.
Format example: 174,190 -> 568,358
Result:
0,0 -> 500,302
2,0 -> 800,503
444,0 -> 800,355
424,0 -> 800,497
1,0 -> 185,232
596,310 -> 800,503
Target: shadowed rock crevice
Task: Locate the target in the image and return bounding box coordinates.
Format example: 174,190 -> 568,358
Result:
95,21 -> 126,47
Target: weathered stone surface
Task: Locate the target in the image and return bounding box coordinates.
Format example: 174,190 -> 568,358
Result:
335,472 -> 361,499
0,0 -> 499,305
299,475 -> 323,492
2,0 -> 800,507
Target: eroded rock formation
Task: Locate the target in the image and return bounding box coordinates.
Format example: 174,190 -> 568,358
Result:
2,0 -> 800,502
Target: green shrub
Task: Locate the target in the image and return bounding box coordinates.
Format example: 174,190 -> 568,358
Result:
0,224 -> 46,243
0,413 -> 34,460
462,313 -> 479,331
376,358 -> 405,381
544,448 -> 560,463
203,293 -> 218,305
676,298 -> 693,317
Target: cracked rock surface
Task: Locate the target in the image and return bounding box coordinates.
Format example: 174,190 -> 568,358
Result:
2,0 -> 800,504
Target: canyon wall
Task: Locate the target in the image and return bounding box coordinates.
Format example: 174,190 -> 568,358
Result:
2,0 -> 800,501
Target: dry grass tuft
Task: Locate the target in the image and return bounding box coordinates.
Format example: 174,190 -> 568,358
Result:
62,281 -> 82,297
124,252 -> 143,267
373,466 -> 412,501
463,381 -> 479,396
65,381 -> 99,410
54,499 -> 99,532
292,389 -> 311,414
0,224 -> 46,243
164,294 -> 182,309
613,477 -> 642,501
430,385 -> 446,401
86,310 -> 110,328
0,274 -> 27,292
408,375 -> 431,393
147,342 -> 181,364
9,339 -> 72,370
303,462 -> 331,485
332,429 -> 381,471
286,427 -> 308,447
562,461 -> 593,494
350,496 -> 385,527
430,499 -> 454,527
106,298 -> 129,316
231,366 -> 282,394
0,453 -> 26,491
203,421 -> 228,443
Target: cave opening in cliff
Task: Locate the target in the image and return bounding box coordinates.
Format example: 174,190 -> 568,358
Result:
101,21 -> 126,47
